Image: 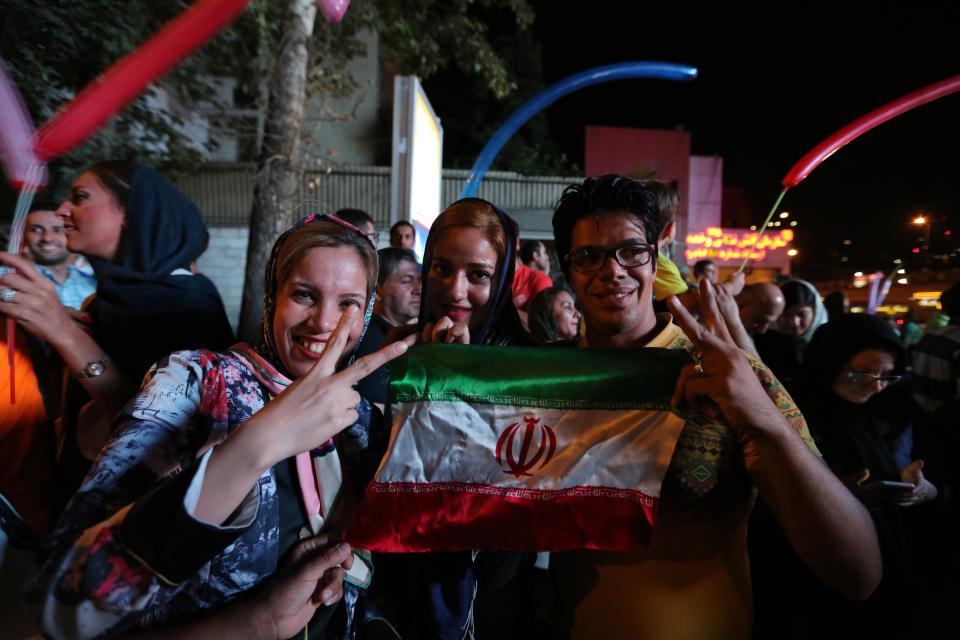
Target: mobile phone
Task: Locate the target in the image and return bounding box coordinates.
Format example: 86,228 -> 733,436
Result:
862,480 -> 914,491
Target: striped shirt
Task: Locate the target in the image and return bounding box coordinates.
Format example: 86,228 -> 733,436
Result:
911,322 -> 960,412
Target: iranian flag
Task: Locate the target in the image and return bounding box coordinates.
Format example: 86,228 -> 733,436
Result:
347,344 -> 689,552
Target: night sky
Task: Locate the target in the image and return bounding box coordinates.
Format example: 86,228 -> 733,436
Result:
524,0 -> 959,279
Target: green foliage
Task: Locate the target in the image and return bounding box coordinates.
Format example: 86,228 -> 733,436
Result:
419,8 -> 579,175
0,0 -> 263,184
0,0 -> 540,190
345,0 -> 533,99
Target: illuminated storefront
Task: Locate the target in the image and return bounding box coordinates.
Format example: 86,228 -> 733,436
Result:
684,227 -> 795,279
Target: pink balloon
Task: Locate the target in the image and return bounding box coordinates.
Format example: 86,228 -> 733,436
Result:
316,0 -> 350,23
0,59 -> 47,189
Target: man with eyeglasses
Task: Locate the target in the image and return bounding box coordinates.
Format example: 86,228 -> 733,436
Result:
547,175 -> 881,639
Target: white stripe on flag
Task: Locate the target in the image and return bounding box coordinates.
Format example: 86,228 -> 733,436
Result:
377,401 -> 686,499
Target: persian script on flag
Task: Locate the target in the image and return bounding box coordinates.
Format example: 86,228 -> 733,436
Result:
347,344 -> 689,552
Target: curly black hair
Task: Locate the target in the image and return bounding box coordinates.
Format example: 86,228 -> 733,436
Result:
552,174 -> 662,276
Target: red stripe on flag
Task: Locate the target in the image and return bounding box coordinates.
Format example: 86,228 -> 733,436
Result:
346,481 -> 658,552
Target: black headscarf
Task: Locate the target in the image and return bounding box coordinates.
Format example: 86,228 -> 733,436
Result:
417,198 -> 529,347
85,165 -> 234,377
796,313 -> 908,481
800,313 -> 906,401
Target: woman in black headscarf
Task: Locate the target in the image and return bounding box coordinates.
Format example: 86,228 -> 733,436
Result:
370,198 -> 538,640
0,161 -> 234,510
751,313 -> 936,638
798,313 -> 934,506
417,197 -> 531,347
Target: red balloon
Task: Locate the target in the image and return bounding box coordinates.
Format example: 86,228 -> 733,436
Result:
34,0 -> 251,160
782,75 -> 960,189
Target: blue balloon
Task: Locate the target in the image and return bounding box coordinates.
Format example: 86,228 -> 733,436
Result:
459,61 -> 698,199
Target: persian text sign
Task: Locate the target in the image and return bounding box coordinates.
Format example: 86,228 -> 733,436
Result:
685,227 -> 794,265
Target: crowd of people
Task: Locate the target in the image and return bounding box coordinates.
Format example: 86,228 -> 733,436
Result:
0,166 -> 957,639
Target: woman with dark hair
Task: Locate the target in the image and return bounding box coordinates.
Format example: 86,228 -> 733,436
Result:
417,197 -> 529,347
799,314 -> 934,498
371,198 -> 536,639
754,279 -> 827,388
28,214 -> 412,639
527,286 -> 580,344
0,161 -> 235,508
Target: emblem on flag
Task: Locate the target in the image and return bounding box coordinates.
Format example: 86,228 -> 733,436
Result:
496,415 -> 556,478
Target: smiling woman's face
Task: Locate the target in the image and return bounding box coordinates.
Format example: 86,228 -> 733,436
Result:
272,246 -> 368,378
552,290 -> 581,339
55,171 -> 126,261
423,227 -> 499,335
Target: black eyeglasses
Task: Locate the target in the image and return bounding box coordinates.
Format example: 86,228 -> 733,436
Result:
565,242 -> 657,273
846,370 -> 902,387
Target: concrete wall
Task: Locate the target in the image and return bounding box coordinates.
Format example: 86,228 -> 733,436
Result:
195,227 -> 249,331
185,166 -> 582,330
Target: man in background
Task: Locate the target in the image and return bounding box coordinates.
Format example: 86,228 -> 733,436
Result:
374,248 -> 421,328
737,283 -> 785,337
711,282 -> 786,359
512,239 -> 553,322
390,220 -> 416,250
336,208 -> 379,246
22,208 -> 96,310
355,248 -> 421,407
520,240 -> 551,274
912,282 -> 960,414
693,259 -> 718,284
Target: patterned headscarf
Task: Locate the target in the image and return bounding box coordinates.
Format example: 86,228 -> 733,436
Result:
257,213 -> 378,378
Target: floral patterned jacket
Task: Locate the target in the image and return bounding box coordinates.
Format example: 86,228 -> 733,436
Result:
27,348 -> 379,639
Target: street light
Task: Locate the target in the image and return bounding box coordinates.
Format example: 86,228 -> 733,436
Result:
911,213 -> 932,264
787,249 -> 798,257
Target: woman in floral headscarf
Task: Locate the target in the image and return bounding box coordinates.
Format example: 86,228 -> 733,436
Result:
28,214 -> 412,639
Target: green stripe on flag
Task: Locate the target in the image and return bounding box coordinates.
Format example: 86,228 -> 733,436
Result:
390,344 -> 691,410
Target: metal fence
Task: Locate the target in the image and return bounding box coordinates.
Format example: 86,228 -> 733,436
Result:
175,163 -> 580,229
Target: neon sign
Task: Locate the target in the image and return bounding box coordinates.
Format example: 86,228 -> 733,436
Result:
684,227 -> 794,264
